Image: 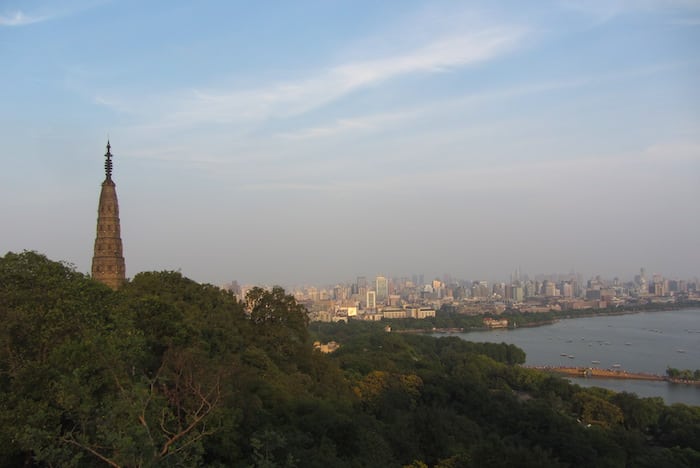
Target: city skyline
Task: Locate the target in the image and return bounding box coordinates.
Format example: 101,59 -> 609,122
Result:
2,1 -> 699,285
246,267 -> 697,292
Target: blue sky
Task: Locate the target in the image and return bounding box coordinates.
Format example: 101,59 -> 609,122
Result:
2,0 -> 699,286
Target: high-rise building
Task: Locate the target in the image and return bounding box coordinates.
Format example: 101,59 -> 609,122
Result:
544,280 -> 557,297
512,286 -> 524,302
524,281 -> 536,298
91,141 -> 126,289
376,275 -> 388,303
492,282 -> 505,298
366,290 -> 376,309
562,282 -> 574,298
333,285 -> 348,301
356,276 -> 368,304
471,281 -> 489,298
637,267 -> 648,295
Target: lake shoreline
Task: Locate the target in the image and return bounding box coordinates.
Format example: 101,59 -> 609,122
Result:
445,308 -> 700,405
444,303 -> 698,334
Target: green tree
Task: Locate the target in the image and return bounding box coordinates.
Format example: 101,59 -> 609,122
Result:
611,392 -> 663,432
3,251 -> 700,467
572,391 -> 624,428
0,253 -> 244,466
656,404 -> 700,451
246,287 -> 310,365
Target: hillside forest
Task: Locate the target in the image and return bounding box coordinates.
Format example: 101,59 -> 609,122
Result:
1,251 -> 699,467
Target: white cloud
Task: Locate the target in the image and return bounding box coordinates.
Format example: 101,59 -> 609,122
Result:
98,26 -> 527,129
329,28 -> 524,87
1,1 -> 110,27
0,11 -> 48,26
560,0 -> 700,23
110,54 -> 695,190
271,60 -> 687,145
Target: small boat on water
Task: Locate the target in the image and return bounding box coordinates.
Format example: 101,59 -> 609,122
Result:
612,364 -> 621,368
560,353 -> 568,357
625,342 -> 632,346
591,360 -> 601,364
676,349 -> 686,353
568,355 -> 575,359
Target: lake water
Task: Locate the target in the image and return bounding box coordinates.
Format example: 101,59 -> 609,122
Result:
448,308 -> 700,406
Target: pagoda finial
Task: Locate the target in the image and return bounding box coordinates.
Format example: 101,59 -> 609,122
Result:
105,140 -> 113,179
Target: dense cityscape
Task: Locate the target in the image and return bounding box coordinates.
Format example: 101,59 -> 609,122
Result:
224,267 -> 700,324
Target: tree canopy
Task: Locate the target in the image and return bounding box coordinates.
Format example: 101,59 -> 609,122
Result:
1,251 -> 699,467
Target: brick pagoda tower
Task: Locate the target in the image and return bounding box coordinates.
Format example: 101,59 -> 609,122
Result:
91,141 -> 126,289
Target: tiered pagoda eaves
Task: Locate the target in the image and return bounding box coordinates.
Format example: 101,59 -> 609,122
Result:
91,141 -> 126,289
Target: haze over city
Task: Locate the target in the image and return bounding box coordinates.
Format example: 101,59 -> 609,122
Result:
2,0 -> 699,286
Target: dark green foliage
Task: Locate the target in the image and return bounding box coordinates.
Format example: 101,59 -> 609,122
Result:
1,251 -> 699,467
655,404 -> 700,451
666,366 -> 700,381
246,286 -> 310,369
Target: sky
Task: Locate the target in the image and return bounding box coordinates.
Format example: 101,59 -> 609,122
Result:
1,0 -> 699,287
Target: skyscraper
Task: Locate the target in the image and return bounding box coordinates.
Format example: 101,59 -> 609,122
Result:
376,275 -> 388,303
366,290 -> 376,310
91,141 -> 126,289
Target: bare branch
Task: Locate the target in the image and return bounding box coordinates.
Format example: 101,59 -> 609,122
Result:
157,377 -> 221,458
61,435 -> 122,468
160,408 -> 176,437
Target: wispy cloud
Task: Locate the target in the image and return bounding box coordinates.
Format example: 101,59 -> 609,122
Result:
1,1 -> 109,28
560,0 -> 700,23
98,26 -> 527,130
0,11 -> 48,26
271,60 -> 689,145
451,60 -> 692,107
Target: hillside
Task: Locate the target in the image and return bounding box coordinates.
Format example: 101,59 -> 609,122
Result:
1,251 -> 699,467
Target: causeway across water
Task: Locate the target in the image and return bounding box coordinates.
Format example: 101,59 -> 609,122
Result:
526,365 -> 666,381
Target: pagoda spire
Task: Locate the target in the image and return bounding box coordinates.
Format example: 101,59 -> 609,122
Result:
92,141 -> 126,289
105,140 -> 113,179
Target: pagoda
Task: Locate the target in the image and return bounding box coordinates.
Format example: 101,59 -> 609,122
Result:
91,141 -> 126,289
